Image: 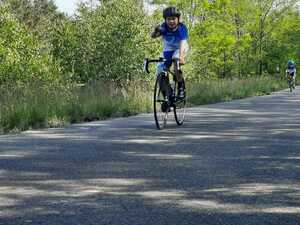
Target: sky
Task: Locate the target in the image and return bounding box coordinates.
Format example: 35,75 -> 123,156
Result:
53,0 -> 79,15
53,0 -> 157,16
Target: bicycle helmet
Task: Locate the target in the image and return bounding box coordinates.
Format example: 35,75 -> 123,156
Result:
288,60 -> 295,65
163,6 -> 181,19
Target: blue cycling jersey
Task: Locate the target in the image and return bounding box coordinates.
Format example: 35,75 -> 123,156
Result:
160,23 -> 188,52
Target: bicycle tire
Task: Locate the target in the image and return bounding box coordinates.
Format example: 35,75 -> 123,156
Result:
174,80 -> 186,126
153,74 -> 169,129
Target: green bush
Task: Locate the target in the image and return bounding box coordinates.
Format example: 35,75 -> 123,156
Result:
0,5 -> 61,86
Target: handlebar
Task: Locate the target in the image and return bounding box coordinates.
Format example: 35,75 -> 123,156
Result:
144,57 -> 166,74
143,57 -> 182,74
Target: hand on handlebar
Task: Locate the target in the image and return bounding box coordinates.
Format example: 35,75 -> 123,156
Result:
179,57 -> 185,65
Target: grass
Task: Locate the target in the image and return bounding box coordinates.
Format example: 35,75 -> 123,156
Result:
0,76 -> 286,134
0,81 -> 152,134
187,76 -> 287,106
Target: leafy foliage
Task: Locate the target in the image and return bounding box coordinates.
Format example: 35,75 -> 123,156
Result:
0,5 -> 61,86
0,0 -> 299,132
48,0 -> 155,83
152,0 -> 299,78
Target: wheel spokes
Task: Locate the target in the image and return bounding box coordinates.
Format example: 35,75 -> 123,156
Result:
154,76 -> 169,129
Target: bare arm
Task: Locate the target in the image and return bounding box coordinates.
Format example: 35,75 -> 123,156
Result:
179,40 -> 189,64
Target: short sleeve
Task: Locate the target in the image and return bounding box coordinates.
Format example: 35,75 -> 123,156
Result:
179,24 -> 188,40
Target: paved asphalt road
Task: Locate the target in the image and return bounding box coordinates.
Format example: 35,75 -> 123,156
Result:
1,88 -> 300,225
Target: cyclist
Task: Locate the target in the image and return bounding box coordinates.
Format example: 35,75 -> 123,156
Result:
286,60 -> 297,89
151,6 -> 189,99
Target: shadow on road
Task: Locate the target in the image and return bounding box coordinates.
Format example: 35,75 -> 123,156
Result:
0,89 -> 300,225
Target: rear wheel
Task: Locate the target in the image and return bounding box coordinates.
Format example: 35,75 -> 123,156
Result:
154,74 -> 169,129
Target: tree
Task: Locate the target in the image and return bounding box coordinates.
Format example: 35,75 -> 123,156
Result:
0,5 -> 61,86
0,0 -> 65,30
49,0 -> 154,83
250,0 -> 298,75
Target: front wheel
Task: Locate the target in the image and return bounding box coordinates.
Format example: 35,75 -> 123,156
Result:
174,83 -> 186,126
154,74 -> 169,129
174,98 -> 186,125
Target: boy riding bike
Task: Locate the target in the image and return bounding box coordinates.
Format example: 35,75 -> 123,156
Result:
151,6 -> 189,100
286,60 -> 297,90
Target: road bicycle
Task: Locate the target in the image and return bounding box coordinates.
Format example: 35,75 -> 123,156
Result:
286,69 -> 296,92
144,57 -> 186,130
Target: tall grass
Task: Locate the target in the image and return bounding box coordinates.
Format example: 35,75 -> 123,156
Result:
0,77 -> 286,134
188,76 -> 286,106
66,81 -> 152,123
0,84 -> 70,133
0,81 -> 152,133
